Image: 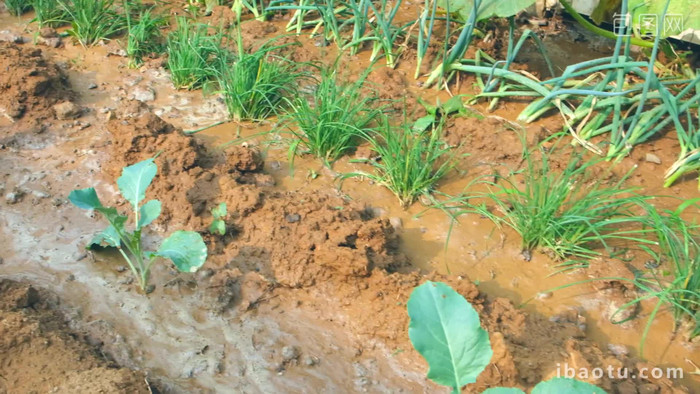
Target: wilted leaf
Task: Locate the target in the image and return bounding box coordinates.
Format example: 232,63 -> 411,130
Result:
532,378 -> 606,394
408,281 -> 493,391
68,188 -> 103,210
117,158 -> 157,209
138,200 -> 162,229
156,230 -> 208,273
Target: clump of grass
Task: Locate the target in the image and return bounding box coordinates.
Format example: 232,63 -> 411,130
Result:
59,0 -> 126,46
124,3 -> 167,68
626,201 -> 700,342
214,34 -> 302,122
166,17 -> 224,90
5,0 -> 31,15
31,0 -> 67,27
283,65 -> 382,167
451,142 -> 653,260
342,118 -> 457,207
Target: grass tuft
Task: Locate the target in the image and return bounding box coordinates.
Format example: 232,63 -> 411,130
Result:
214,39 -> 302,122
31,0 -> 67,27
284,65 -> 383,167
124,3 -> 167,68
5,0 -> 31,15
166,17 -> 223,90
342,118 -> 457,207
449,141 -> 654,260
59,0 -> 126,46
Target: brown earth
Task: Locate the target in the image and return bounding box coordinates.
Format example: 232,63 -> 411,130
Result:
0,280 -> 151,394
101,98 -> 690,392
0,42 -> 73,126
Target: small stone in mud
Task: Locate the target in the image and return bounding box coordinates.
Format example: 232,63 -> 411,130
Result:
281,345 -> 300,362
32,190 -> 50,199
119,277 -> 134,285
145,284 -> 156,294
39,27 -> 57,38
0,30 -> 23,44
88,83 -> 98,89
115,266 -> 128,273
645,153 -> 662,164
66,274 -> 75,282
285,213 -> 301,223
53,101 -> 82,120
131,86 -> 156,102
536,292 -> 553,300
389,217 -> 403,232
607,343 -> 629,358
303,355 -> 318,367
5,191 -> 21,204
197,268 -> 214,280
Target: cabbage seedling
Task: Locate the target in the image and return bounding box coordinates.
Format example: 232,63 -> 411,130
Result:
408,281 -> 605,393
68,158 -> 208,291
209,202 -> 227,236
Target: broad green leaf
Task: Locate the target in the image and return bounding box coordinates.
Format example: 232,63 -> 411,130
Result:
413,115 -> 436,132
408,281 -> 493,391
156,230 -> 208,273
436,0 -> 536,22
532,378 -> 606,394
117,158 -> 157,209
138,200 -> 162,229
482,388 -> 525,394
629,0 -> 699,38
211,202 -> 227,219
69,188 -> 103,209
87,225 -> 121,249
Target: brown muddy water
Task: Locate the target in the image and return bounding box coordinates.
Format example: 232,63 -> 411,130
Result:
1,8 -> 699,394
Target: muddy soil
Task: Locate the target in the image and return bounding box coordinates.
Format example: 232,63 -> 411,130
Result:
0,7 -> 699,394
0,280 -> 151,393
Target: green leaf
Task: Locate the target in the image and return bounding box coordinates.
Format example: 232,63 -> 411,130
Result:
532,378 -> 607,394
156,230 -> 208,273
117,158 -> 157,209
482,388 -> 525,394
87,225 -> 121,249
210,219 -> 226,236
69,188 -> 103,209
407,281 -> 493,391
138,200 -> 162,229
413,115 -> 436,132
436,0 -> 536,22
211,202 -> 227,219
629,0 -> 699,38
442,95 -> 465,115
